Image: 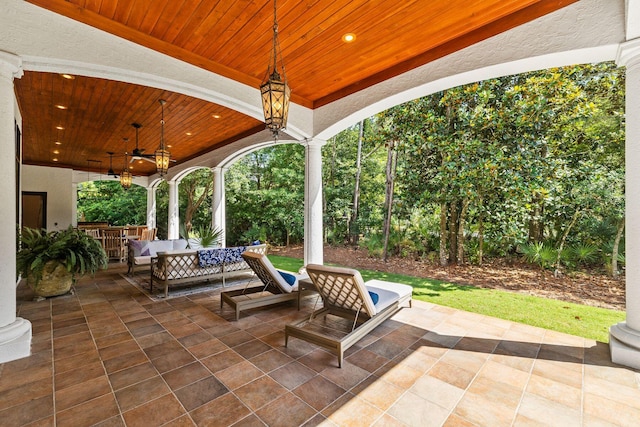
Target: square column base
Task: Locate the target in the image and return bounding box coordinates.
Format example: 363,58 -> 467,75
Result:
0,318 -> 32,364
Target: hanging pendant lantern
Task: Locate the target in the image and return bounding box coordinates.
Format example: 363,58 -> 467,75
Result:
155,99 -> 171,176
260,0 -> 290,140
120,137 -> 132,189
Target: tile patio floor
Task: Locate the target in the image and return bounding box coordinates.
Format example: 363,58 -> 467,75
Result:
1,263 -> 639,427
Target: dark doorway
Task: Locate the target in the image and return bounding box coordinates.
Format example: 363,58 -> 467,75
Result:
22,192 -> 47,230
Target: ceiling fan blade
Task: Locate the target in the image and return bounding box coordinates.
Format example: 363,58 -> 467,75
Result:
130,156 -> 156,164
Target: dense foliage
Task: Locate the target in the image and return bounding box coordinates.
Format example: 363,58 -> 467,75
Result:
77,62 -> 625,275
226,62 -> 625,275
77,181 -> 147,226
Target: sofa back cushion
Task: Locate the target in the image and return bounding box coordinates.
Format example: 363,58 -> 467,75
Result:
130,239 -> 188,257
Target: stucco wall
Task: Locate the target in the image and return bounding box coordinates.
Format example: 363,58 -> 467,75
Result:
22,165 -> 74,231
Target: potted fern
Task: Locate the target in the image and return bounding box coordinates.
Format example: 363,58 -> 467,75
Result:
17,226 -> 108,297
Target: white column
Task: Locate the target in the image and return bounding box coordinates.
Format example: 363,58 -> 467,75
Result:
71,183 -> 78,227
0,51 -> 31,363
610,38 -> 640,370
211,167 -> 226,247
167,180 -> 180,240
304,139 -> 326,266
146,186 -> 156,229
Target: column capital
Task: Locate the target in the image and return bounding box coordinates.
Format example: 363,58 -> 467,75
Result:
0,51 -> 23,79
616,38 -> 640,68
301,138 -> 327,148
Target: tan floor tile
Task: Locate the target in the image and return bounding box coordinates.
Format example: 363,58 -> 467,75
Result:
174,375 -> 229,411
55,361 -> 106,391
388,390 -> 450,427
254,392 -> 316,426
517,392 -> 581,427
201,349 -> 245,373
584,371 -> 640,409
216,360 -> 264,390
56,393 -> 120,427
108,362 -> 159,391
321,360 -> 371,390
584,391 -> 640,426
103,350 -> 149,374
115,376 -> 170,412
55,375 -> 112,411
323,393 -> 384,427
249,349 -> 294,373
122,393 -> 186,427
162,361 -> 211,390
235,375 -> 289,411
532,359 -> 583,388
351,375 -> 405,411
270,361 -> 317,390
411,374 -> 464,410
526,373 -> 581,409
191,393 -> 251,427
428,360 -> 476,390
0,394 -> 53,426
467,376 -> 522,408
294,375 -> 346,411
454,391 -> 517,427
376,359 -> 423,389
150,348 -> 197,373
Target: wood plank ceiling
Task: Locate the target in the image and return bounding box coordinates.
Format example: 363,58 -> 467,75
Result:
16,0 -> 576,176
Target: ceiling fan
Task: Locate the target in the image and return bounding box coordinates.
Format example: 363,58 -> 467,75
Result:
106,151 -> 119,178
129,122 -> 155,164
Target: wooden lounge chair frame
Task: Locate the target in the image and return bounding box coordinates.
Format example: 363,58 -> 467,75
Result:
220,251 -> 313,320
285,264 -> 412,367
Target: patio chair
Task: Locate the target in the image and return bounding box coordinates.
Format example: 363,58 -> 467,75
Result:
220,251 -> 313,321
285,264 -> 413,367
140,228 -> 156,241
101,228 -> 126,262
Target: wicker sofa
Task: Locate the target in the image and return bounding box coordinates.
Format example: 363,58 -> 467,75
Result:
127,239 -> 189,275
149,244 -> 267,297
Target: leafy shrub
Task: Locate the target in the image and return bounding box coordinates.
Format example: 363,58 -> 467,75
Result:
520,242 -> 557,269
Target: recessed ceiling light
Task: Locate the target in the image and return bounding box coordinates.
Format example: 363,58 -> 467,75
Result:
56,125 -> 64,130
342,33 -> 356,43
53,150 -> 59,154
167,144 -> 173,148
60,74 -> 75,80
55,104 -> 67,110
54,141 -> 62,145
186,132 -> 192,136
138,160 -> 143,164
211,114 -> 221,119
52,158 -> 58,162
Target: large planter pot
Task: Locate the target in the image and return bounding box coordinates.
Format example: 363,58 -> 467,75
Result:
28,260 -> 73,297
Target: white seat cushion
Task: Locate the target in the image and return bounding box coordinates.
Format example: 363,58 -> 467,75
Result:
365,279 -> 413,312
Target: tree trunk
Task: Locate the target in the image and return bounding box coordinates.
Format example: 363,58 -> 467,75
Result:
350,120 -> 364,245
439,202 -> 448,266
382,141 -> 397,262
477,195 -> 484,266
612,215 -> 624,278
457,198 -> 469,264
448,201 -> 459,264
554,209 -> 581,277
528,192 -> 544,242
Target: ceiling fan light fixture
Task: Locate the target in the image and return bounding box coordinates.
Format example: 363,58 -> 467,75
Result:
260,0 -> 290,141
155,99 -> 171,176
120,138 -> 133,189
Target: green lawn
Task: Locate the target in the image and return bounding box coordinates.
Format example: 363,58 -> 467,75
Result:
269,255 -> 625,343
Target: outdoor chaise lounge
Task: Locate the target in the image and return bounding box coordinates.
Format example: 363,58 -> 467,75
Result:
285,264 -> 413,367
220,251 -> 312,320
